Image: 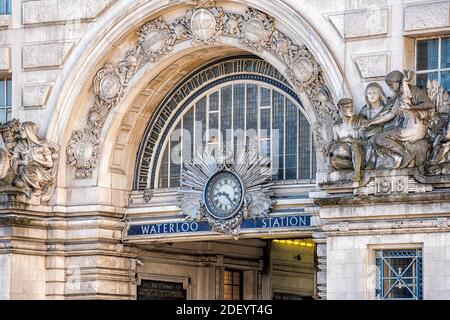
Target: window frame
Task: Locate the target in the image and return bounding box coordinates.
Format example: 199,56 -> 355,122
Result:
415,36 -> 450,89
0,76 -> 12,124
374,248 -> 423,301
0,0 -> 11,15
223,269 -> 243,301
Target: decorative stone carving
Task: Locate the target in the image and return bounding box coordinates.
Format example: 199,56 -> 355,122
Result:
139,18 -> 175,62
190,9 -> 219,43
324,70 -> 444,185
93,64 -> 125,105
0,120 -> 59,204
0,47 -> 11,71
324,98 -> 365,182
328,8 -> 389,39
404,2 -> 450,32
22,42 -> 73,70
179,148 -> 273,236
66,129 -> 100,179
239,8 -> 274,52
67,3 -> 333,181
354,53 -> 389,79
22,84 -> 52,109
67,46 -> 141,177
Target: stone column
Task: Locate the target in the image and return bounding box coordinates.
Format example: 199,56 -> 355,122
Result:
313,232 -> 327,300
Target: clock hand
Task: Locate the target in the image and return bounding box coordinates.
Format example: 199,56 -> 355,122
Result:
217,191 -> 233,205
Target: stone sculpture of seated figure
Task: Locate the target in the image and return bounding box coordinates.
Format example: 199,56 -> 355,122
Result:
364,70 -> 435,169
325,98 -> 365,182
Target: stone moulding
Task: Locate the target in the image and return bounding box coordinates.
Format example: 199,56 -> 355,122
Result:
66,0 -> 334,180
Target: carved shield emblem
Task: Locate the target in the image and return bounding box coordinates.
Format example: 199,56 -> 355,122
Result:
292,57 -> 316,83
74,139 -> 95,166
190,9 -> 217,41
142,29 -> 167,54
99,74 -> 121,101
242,18 -> 267,43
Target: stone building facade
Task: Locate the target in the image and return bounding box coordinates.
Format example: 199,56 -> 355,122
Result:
0,0 -> 449,300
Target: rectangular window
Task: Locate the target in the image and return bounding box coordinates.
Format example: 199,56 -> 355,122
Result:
0,0 -> 11,15
416,37 -> 450,91
0,77 -> 12,124
375,249 -> 423,300
224,270 -> 243,301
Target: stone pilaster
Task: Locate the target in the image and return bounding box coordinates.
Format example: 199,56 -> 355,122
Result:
313,232 -> 327,300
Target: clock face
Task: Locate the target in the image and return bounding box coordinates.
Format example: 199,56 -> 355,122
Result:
204,171 -> 244,220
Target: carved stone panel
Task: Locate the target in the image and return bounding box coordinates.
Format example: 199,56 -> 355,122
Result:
328,8 -> 389,39
354,53 -> 389,79
0,47 -> 10,71
404,1 -> 450,32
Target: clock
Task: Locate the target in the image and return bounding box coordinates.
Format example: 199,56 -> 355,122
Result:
204,170 -> 244,220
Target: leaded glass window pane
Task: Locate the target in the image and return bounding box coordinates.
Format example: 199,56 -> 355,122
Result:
221,86 -> 232,153
417,39 -> 439,71
0,0 -> 11,15
416,37 -> 450,91
157,81 -> 315,188
299,112 -> 311,180
234,84 -> 245,153
0,77 -> 12,125
272,91 -> 284,180
285,100 -> 298,180
170,122 -> 182,187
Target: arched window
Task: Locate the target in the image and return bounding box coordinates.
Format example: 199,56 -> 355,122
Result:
157,81 -> 316,188
135,57 -> 317,191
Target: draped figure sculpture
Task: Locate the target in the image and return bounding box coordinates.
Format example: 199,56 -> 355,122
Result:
364,70 -> 435,169
0,120 -> 59,204
359,82 -> 393,169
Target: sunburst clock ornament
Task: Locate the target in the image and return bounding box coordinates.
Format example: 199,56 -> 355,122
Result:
180,147 -> 273,236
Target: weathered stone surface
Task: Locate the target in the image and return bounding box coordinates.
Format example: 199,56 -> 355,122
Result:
404,1 -> 450,32
354,53 -> 389,78
22,42 -> 73,69
328,8 -> 389,39
0,47 -> 10,71
22,85 -> 52,108
22,0 -> 115,25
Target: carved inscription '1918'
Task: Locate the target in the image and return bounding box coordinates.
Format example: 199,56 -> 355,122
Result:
375,176 -> 409,195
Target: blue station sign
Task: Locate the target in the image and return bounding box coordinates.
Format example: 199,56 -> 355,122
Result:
127,215 -> 311,237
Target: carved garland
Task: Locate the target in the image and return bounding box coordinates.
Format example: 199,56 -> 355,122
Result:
66,0 -> 331,179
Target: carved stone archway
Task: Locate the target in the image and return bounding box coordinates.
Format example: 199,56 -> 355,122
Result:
45,0 -> 349,198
